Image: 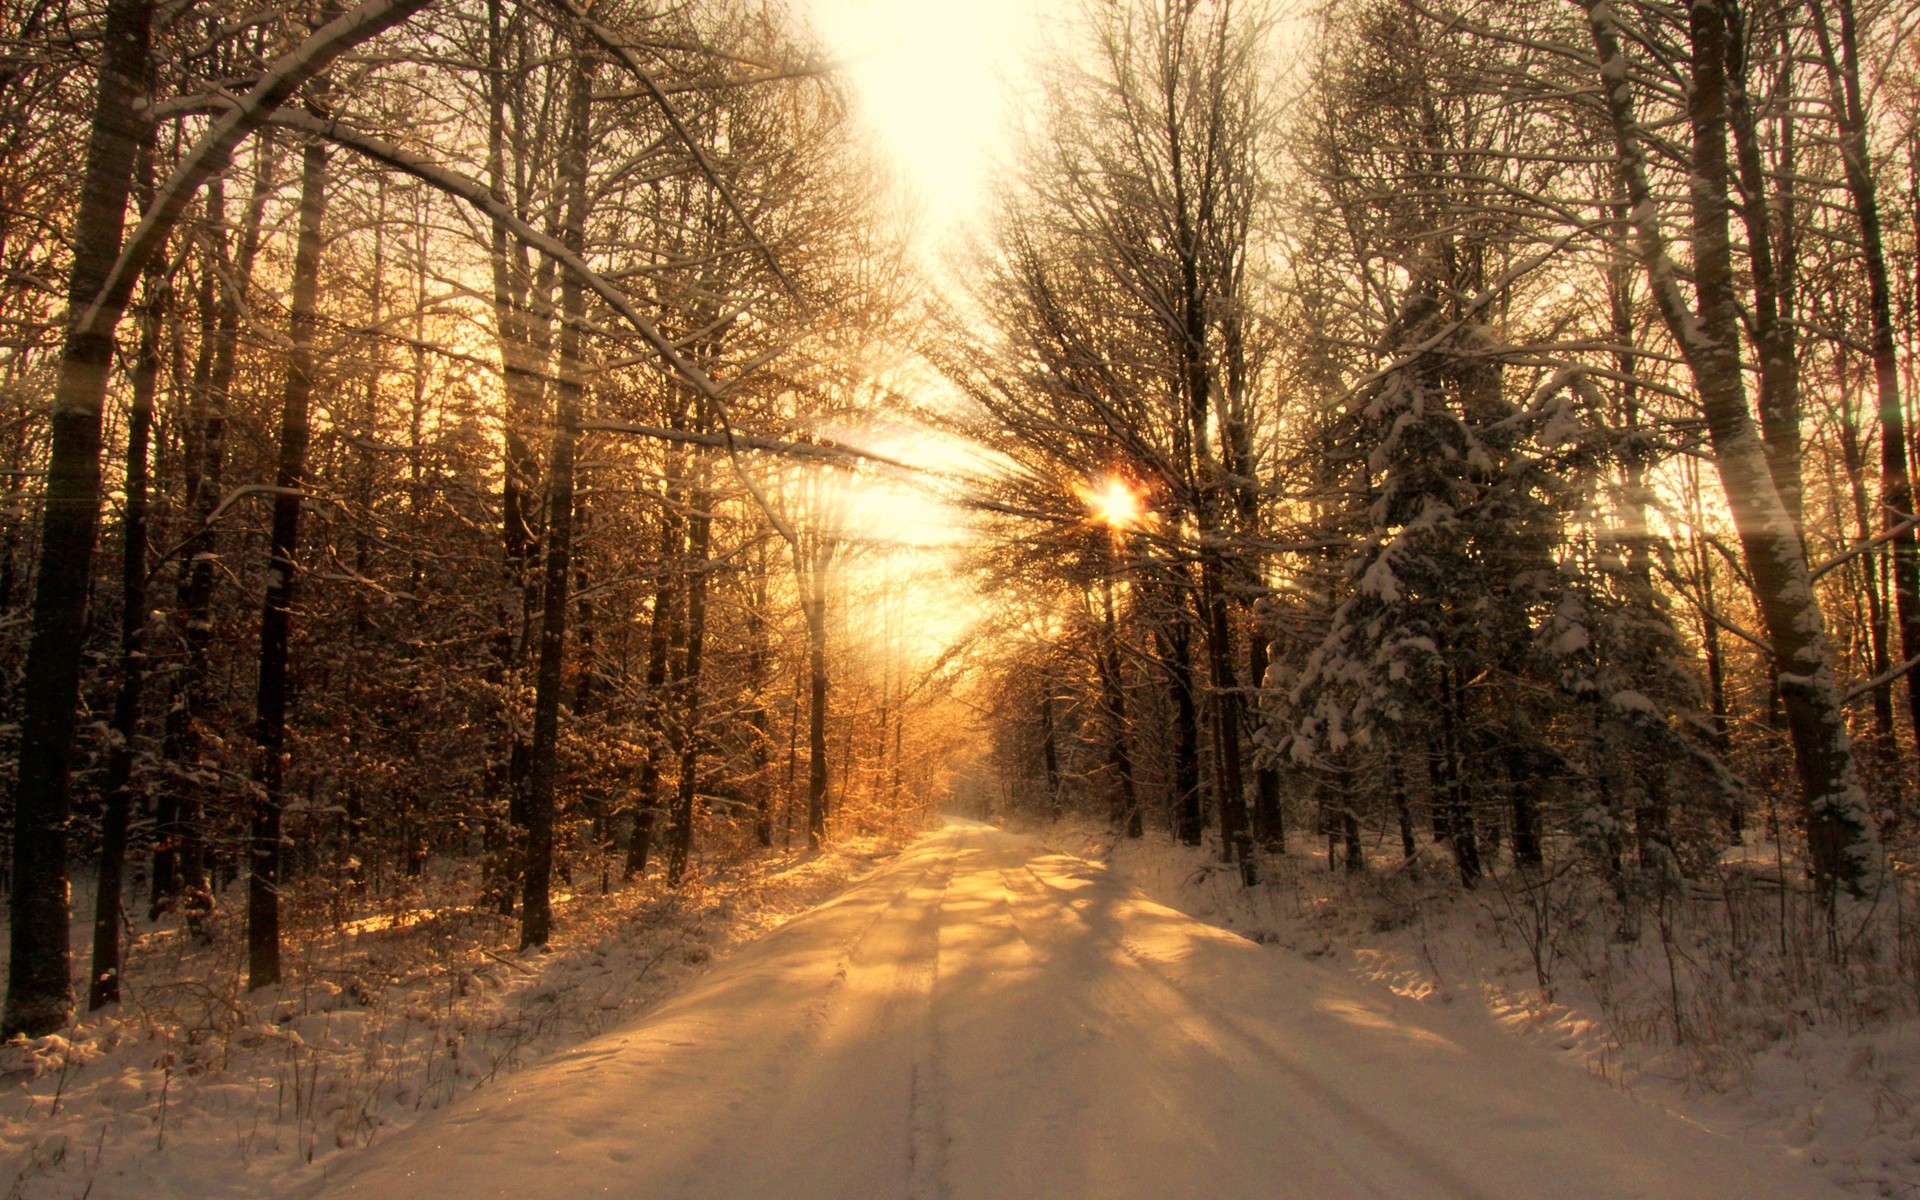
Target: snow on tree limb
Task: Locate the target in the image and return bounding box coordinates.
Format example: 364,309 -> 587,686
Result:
548,0 -> 800,296
76,0 -> 433,341
260,107 -> 730,404
578,418 -> 918,474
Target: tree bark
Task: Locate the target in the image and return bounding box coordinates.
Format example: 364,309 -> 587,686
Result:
4,0 -> 153,1039
625,498 -> 681,879
520,45 -> 593,948
1162,607 -> 1204,846
665,470 -> 710,885
806,552 -> 832,848
1583,0 -> 1877,895
250,121 -> 331,991
1040,684 -> 1062,821
90,143 -> 163,1013
746,547 -> 774,847
1099,574 -> 1139,836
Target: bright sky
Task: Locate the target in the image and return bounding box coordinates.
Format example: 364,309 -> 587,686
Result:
785,1 -> 1059,665
795,0 -> 1052,238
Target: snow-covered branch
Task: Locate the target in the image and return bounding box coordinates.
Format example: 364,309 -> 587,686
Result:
76,0 -> 433,340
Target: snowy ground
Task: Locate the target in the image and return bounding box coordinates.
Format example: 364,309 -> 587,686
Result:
0,840 -> 898,1199
1039,819 -> 1920,1198
303,821 -> 1843,1199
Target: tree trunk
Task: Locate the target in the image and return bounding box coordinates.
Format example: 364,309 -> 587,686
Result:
519,46 -> 593,948
1163,611 -> 1204,846
1201,562 -> 1253,882
483,0 -> 553,913
746,547 -> 774,847
4,0 -> 153,1038
1438,655 -> 1481,885
1504,747 -> 1543,869
665,466 -> 711,885
1099,574 -> 1139,836
1812,0 -> 1920,762
1391,754 -> 1416,861
806,563 -> 831,848
89,145 -> 164,1013
1249,632 -> 1283,852
250,122 -> 331,991
625,501 -> 681,878
1040,685 -> 1062,821
1583,0 -> 1877,895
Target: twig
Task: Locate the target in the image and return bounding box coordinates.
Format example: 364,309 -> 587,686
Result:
478,948 -> 538,975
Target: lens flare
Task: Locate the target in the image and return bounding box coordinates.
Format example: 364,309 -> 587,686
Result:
1082,476 -> 1144,529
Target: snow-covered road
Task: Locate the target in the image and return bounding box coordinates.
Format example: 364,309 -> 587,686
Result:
304,822 -> 1842,1199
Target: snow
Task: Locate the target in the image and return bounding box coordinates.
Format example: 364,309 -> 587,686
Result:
1048,821 -> 1920,1198
299,822 -> 1841,1199
12,822 -> 1902,1197
1359,554 -> 1400,602
1608,688 -> 1657,714
0,843 -> 894,1199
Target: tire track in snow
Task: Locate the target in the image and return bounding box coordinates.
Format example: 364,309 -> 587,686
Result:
905,862 -> 952,1200
991,858 -> 1495,1200
649,848 -> 953,1198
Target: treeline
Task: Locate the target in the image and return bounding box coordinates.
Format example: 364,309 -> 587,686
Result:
0,0 -> 953,1039
957,0 -> 1919,916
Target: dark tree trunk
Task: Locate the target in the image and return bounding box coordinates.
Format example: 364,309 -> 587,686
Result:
1201,562 -> 1253,882
4,0 -> 153,1038
90,146 -> 164,1013
746,549 -> 774,847
1099,575 -> 1139,836
250,124 -> 331,991
625,502 -> 681,879
1504,748 -> 1543,869
572,490 -> 594,717
666,473 -> 711,886
1040,686 -> 1062,821
483,0 -> 554,913
1163,613 -> 1203,846
1391,754 -> 1416,861
806,577 -> 831,849
1427,738 -> 1450,843
1439,658 -> 1480,886
520,46 -> 593,947
1248,634 -> 1282,852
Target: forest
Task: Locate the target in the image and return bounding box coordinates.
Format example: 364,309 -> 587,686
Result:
958,0 -> 1920,914
0,0 -> 1917,1188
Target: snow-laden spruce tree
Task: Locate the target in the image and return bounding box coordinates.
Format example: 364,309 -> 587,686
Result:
1286,288 -> 1570,885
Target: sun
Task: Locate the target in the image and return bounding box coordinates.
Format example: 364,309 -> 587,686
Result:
1082,475 -> 1145,529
